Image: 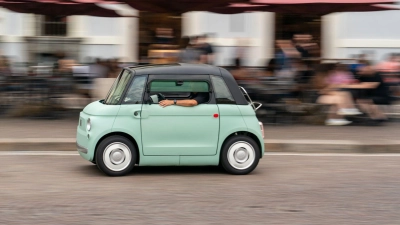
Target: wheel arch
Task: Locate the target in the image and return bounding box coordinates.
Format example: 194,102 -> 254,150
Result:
94,132 -> 140,164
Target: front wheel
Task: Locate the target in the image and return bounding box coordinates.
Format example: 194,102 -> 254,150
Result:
95,135 -> 137,176
220,135 -> 260,175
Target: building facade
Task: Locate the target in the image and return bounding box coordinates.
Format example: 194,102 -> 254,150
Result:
0,3 -> 399,67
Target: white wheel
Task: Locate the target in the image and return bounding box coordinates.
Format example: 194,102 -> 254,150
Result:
103,142 -> 132,172
221,135 -> 260,175
227,141 -> 256,170
96,136 -> 137,176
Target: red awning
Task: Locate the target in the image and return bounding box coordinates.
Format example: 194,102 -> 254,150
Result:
2,0 -> 397,15
252,0 -> 395,3
207,0 -> 399,14
0,0 -> 125,17
262,3 -> 399,14
209,1 -> 399,14
88,0 -> 243,13
91,0 -> 399,14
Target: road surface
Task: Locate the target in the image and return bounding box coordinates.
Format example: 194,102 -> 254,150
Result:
1,152 -> 399,224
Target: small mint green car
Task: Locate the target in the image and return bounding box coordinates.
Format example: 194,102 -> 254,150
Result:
77,64 -> 264,176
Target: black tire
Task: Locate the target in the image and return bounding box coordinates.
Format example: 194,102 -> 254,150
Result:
220,135 -> 260,175
95,135 -> 137,176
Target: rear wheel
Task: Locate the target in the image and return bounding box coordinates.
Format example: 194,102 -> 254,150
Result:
95,135 -> 137,176
220,135 -> 260,175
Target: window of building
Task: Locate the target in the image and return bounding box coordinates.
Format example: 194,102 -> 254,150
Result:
42,16 -> 67,36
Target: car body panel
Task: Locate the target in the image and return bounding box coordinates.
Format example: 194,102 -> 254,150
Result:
237,105 -> 265,156
76,101 -> 120,161
215,104 -> 249,154
141,104 -> 220,156
112,104 -> 144,155
179,155 -> 219,166
138,156 -> 180,166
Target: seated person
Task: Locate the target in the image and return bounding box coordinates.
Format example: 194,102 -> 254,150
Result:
340,64 -> 390,123
159,92 -> 209,107
311,69 -> 362,126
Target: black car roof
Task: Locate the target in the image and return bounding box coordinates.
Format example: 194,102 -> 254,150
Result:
128,63 -> 222,76
126,63 -> 248,105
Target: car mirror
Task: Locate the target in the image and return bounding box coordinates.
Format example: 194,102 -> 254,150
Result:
148,94 -> 159,105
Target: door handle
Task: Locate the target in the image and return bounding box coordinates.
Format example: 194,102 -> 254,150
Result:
133,110 -> 141,118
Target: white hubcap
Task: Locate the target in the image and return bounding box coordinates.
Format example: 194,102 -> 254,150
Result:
227,141 -> 255,170
103,142 -> 132,172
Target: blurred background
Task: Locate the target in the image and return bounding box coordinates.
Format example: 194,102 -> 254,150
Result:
0,0 -> 399,126
2,3 -> 400,223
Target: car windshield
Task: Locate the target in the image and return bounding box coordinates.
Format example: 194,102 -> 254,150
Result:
104,70 -> 133,105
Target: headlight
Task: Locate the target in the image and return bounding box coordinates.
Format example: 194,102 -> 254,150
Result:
86,118 -> 91,131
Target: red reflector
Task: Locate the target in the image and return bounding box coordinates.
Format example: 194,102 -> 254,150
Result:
213,114 -> 219,118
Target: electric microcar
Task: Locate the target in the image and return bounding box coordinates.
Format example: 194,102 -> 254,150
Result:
76,64 -> 264,176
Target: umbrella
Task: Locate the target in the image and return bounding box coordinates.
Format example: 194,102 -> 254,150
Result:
209,3 -> 271,14
248,0 -> 399,15
87,0 -> 245,13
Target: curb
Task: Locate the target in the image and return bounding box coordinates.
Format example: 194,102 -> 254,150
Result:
0,139 -> 400,153
0,138 -> 75,152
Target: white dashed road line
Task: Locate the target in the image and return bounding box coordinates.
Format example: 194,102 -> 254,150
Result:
0,151 -> 400,157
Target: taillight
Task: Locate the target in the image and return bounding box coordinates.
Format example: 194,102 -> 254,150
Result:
258,121 -> 264,138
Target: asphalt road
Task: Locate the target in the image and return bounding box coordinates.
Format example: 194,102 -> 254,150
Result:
1,153 -> 400,224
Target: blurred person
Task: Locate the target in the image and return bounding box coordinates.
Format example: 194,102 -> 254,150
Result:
292,34 -> 319,59
0,56 -> 11,76
376,53 -> 399,73
264,58 -> 278,77
107,58 -> 121,78
327,63 -> 358,86
178,36 -> 201,64
340,63 -> 390,124
0,56 -> 11,92
90,58 -> 109,79
197,34 -> 215,65
349,54 -> 368,76
327,63 -> 361,102
231,39 -> 251,82
291,59 -> 315,99
55,52 -> 76,74
312,66 -> 362,126
231,58 -> 247,81
275,40 -> 300,71
274,41 -> 287,71
374,53 -> 400,95
292,34 -> 311,58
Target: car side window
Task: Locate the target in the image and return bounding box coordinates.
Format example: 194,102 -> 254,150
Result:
149,80 -> 210,103
123,76 -> 147,104
211,76 -> 235,104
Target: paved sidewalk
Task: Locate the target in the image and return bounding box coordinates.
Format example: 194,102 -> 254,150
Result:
0,117 -> 399,153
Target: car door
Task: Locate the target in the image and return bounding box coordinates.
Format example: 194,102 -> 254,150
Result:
141,75 -> 220,156
112,75 -> 147,154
